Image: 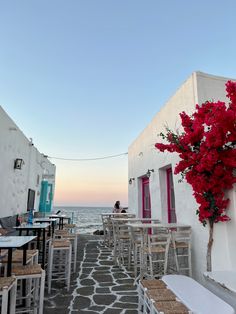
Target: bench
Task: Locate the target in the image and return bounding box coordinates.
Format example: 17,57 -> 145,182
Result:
204,271 -> 236,294
162,275 -> 235,314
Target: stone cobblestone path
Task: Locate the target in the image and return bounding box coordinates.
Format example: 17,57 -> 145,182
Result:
44,234 -> 139,314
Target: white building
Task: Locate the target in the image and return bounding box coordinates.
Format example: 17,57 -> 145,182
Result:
0,106 -> 56,217
128,71 -> 236,306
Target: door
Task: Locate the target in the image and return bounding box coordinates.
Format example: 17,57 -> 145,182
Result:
166,168 -> 176,223
27,189 -> 35,211
142,177 -> 151,218
39,181 -> 53,213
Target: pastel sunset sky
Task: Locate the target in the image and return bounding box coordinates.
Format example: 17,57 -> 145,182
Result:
1,1 -> 236,206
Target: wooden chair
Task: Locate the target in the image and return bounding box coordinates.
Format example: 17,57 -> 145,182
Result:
144,288 -> 177,313
138,279 -> 167,313
102,215 -> 113,247
151,300 -> 190,314
47,239 -> 72,293
54,230 -> 78,272
12,264 -> 45,314
143,229 -> 171,279
129,225 -> 142,276
112,220 -> 131,267
171,227 -> 192,276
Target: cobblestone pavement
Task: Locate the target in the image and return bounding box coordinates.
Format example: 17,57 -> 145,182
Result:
44,234 -> 139,314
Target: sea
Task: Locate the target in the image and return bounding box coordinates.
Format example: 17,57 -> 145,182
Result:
53,206 -> 112,234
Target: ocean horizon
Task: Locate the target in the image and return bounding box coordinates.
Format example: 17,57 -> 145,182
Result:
53,206 -> 113,234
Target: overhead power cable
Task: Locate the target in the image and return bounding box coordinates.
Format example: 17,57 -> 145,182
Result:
48,152 -> 128,161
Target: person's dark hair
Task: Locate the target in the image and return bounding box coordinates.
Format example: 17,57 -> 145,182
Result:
121,209 -> 126,213
114,201 -> 120,209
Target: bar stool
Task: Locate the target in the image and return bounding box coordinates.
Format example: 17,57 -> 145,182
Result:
64,233 -> 77,272
102,215 -> 113,247
1,249 -> 39,276
12,264 -> 45,314
151,299 -> 190,314
0,276 -> 17,314
47,239 -> 72,293
138,279 -> 167,313
144,287 -> 177,313
143,230 -> 171,279
63,223 -> 77,232
129,226 -> 142,276
54,230 -> 78,272
171,227 -> 192,276
112,220 -> 131,266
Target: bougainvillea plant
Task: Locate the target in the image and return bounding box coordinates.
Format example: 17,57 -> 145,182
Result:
155,80 -> 236,271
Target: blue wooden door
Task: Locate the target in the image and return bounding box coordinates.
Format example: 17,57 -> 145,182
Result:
39,181 -> 53,213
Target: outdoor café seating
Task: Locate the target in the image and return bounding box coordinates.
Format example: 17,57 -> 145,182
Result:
0,234 -> 45,314
0,210 -> 78,313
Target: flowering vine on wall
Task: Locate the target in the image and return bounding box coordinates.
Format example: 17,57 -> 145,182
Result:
155,80 -> 236,271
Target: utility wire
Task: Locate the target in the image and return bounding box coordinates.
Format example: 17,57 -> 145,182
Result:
48,152 -> 128,161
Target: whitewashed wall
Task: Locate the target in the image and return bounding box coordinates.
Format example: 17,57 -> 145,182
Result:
0,106 -> 56,217
128,71 -> 236,282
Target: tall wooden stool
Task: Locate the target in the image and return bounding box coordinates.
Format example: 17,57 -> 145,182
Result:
12,264 -> 45,314
47,239 -> 72,293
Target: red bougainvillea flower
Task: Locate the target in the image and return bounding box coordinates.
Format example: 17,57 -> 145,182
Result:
155,80 -> 236,226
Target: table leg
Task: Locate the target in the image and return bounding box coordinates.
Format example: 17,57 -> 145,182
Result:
42,229 -> 46,269
48,225 -> 51,237
22,243 -> 28,308
6,249 -> 13,314
7,248 -> 13,277
37,229 -> 41,250
52,222 -> 55,237
59,217 -> 63,229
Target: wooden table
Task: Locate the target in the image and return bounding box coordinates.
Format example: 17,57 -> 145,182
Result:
14,223 -> 50,269
0,236 -> 36,276
101,213 -> 136,218
33,218 -> 57,236
111,217 -> 160,222
48,214 -> 70,229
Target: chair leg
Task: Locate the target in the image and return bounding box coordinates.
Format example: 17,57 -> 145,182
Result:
47,244 -> 53,294
73,236 -> 77,272
39,270 -> 45,314
1,289 -> 8,314
33,278 -> 39,314
66,247 -> 72,291
188,245 -> 192,277
9,281 -> 17,314
134,244 -> 137,277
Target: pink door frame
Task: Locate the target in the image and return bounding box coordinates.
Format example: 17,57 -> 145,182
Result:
142,177 -> 151,219
166,168 -> 176,223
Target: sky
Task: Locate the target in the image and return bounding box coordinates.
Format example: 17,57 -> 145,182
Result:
1,0 -> 236,207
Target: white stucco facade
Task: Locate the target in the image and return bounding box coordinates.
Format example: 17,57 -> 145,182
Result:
0,106 -> 56,217
128,72 -> 236,285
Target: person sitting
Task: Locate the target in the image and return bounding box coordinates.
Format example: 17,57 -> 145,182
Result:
113,200 -> 123,213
